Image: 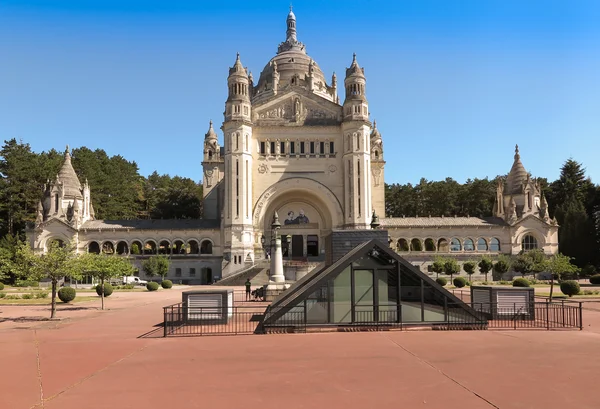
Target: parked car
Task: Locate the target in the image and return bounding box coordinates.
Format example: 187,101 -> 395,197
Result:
123,276 -> 148,286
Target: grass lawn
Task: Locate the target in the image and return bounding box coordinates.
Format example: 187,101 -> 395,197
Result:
535,292 -> 600,299
0,296 -> 98,305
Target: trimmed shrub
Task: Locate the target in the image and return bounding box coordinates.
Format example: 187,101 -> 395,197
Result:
147,282 -> 159,291
453,277 -> 467,288
589,274 -> 600,285
0,292 -> 6,298
21,293 -> 34,299
15,280 -> 39,288
435,277 -> 447,287
512,278 -> 530,287
560,280 -> 580,297
0,282 -> 4,290
35,291 -> 49,299
95,283 -> 114,297
123,284 -> 135,290
58,287 -> 76,303
161,280 -> 173,289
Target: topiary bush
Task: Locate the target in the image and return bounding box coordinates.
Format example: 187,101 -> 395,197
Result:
58,287 -> 76,303
513,278 -> 530,287
435,277 -> 447,287
453,277 -> 467,288
161,280 -> 173,289
95,283 -> 113,297
589,274 -> 600,285
560,280 -> 580,297
146,282 -> 159,291
0,282 -> 4,290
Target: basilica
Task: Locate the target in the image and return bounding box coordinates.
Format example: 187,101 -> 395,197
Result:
27,10 -> 558,283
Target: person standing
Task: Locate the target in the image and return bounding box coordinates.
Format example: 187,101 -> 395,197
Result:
245,278 -> 252,301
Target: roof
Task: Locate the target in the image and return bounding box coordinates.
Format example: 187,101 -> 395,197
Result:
264,239 -> 481,325
57,148 -> 83,199
505,144 -> 528,194
81,219 -> 220,231
380,216 -> 507,228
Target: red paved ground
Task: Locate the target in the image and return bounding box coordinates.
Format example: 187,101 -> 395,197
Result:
2,288 -> 599,409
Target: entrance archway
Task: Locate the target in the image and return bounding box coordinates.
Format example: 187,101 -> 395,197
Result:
253,178 -> 343,260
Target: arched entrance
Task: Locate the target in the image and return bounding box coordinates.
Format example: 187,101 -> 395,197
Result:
253,178 -> 343,261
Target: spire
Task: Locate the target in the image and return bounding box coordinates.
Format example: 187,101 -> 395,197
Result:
204,120 -> 218,141
229,53 -> 247,77
57,144 -> 83,199
346,53 -> 365,78
505,144 -> 528,194
371,120 -> 381,139
286,5 -> 297,42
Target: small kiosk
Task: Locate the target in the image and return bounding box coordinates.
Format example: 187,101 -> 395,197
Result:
470,285 -> 535,320
182,289 -> 234,323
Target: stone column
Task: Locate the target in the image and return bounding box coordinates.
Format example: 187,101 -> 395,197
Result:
270,234 -> 285,283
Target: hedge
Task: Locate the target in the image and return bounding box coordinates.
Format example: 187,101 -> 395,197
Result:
512,278 -> 530,287
147,282 -> 160,291
435,277 -> 447,287
589,274 -> 600,285
58,287 -> 76,303
95,283 -> 114,297
453,277 -> 466,288
560,280 -> 580,297
161,280 -> 173,289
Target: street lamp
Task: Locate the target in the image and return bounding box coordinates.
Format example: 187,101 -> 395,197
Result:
285,234 -> 292,259
260,235 -> 266,259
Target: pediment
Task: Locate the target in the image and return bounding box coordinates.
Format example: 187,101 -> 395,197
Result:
35,217 -> 77,232
253,90 -> 342,126
511,214 -> 556,230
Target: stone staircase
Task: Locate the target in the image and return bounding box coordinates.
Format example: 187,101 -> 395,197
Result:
216,264 -> 269,286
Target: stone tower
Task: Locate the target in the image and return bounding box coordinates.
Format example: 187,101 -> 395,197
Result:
201,120 -> 224,220
222,53 -> 255,274
342,54 -> 372,228
370,121 -> 385,217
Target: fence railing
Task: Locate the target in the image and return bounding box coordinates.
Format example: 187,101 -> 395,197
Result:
163,304 -> 268,337
163,300 -> 582,337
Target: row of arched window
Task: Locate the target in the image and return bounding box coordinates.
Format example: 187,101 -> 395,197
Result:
87,239 -> 214,256
394,237 -> 502,253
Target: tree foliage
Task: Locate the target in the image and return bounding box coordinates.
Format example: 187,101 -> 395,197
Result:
141,255 -> 171,279
545,253 -> 579,301
478,256 -> 494,282
77,253 -> 135,309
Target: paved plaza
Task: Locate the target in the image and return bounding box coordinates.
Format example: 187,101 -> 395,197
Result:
1,287 -> 599,409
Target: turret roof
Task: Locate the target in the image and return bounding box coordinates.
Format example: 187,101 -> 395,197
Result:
57,146 -> 83,199
505,145 -> 528,194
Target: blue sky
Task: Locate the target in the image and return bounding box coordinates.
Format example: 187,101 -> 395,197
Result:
1,0 -> 599,184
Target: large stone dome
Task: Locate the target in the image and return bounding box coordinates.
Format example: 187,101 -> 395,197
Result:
252,9 -> 335,103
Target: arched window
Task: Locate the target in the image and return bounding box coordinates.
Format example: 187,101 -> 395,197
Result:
187,240 -> 199,255
410,238 -> 422,252
464,238 -> 475,251
144,241 -> 157,255
437,238 -> 449,252
159,240 -> 170,255
88,241 -> 101,254
397,239 -> 409,252
521,234 -> 538,251
131,240 -> 143,255
490,238 -> 501,252
102,241 -> 114,254
173,240 -> 185,254
116,241 -> 129,255
424,238 -> 436,252
450,238 -> 462,252
200,240 -> 213,255
477,238 -> 488,251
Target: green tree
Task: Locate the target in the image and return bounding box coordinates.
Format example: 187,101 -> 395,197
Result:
141,255 -> 171,281
77,253 -> 135,310
443,258 -> 460,282
493,255 -> 511,281
463,260 -> 477,283
478,256 -> 494,282
512,249 -> 547,278
14,241 -> 81,318
545,253 -> 579,301
431,256 -> 446,279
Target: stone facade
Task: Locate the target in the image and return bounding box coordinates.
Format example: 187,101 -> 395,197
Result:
27,10 -> 558,283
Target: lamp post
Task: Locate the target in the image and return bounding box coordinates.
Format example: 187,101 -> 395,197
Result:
269,212 -> 285,283
286,234 -> 292,260
260,235 -> 266,259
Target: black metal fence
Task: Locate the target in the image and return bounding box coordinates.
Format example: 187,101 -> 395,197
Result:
163,300 -> 582,337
